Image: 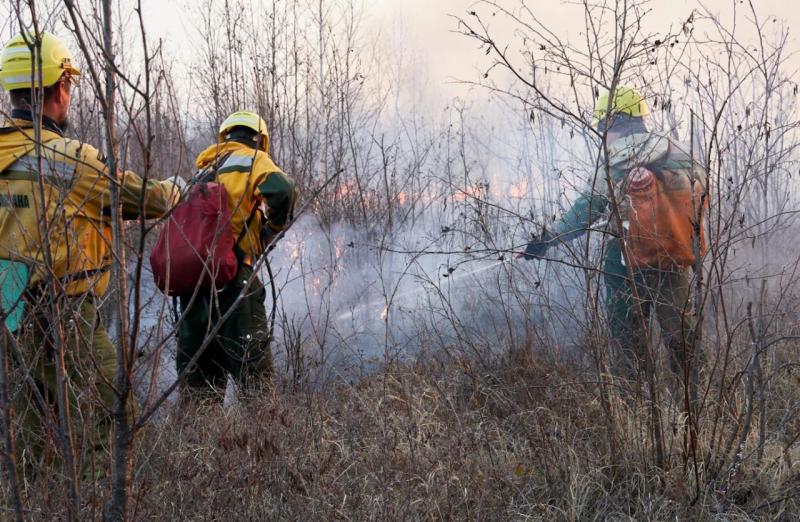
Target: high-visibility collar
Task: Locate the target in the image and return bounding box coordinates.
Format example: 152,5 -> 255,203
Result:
9,108 -> 65,136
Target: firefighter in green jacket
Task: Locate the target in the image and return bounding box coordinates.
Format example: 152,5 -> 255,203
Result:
521,86 -> 707,389
0,32 -> 181,475
177,111 -> 297,400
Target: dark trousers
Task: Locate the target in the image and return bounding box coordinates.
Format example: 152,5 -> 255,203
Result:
604,239 -> 699,396
176,264 -> 273,398
15,295 -> 121,480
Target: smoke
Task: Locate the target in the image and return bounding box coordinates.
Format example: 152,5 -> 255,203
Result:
123,96 -> 601,397
266,170 -> 591,386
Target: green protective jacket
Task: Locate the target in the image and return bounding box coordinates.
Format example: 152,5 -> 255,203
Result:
554,132 -> 706,275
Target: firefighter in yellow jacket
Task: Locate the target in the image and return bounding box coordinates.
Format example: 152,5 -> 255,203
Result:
177,110 -> 297,400
0,32 -> 181,475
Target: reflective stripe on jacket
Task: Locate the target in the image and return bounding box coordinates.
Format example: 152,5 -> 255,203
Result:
195,141 -> 297,260
0,114 -> 180,296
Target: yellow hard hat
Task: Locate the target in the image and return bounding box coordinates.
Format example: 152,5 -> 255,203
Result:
592,85 -> 649,128
218,110 -> 270,152
0,32 -> 81,91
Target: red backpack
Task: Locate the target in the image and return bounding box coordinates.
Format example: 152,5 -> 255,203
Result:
150,155 -> 258,295
150,182 -> 239,295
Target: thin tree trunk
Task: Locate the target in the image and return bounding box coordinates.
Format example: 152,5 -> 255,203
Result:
0,326 -> 23,522
102,0 -> 133,519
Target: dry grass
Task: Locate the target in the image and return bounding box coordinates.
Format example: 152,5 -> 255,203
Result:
10,345 -> 800,520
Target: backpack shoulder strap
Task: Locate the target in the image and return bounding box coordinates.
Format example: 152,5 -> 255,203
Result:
236,203 -> 261,245
234,150 -> 264,247
232,203 -> 262,264
195,151 -> 234,183
201,150 -> 262,259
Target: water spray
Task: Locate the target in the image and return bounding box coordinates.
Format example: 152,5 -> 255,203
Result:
335,257 -> 511,323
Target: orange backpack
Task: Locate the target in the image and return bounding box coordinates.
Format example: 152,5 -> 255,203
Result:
621,165 -> 707,269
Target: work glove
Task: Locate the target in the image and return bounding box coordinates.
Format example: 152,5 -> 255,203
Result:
169,175 -> 187,191
260,223 -> 280,251
162,175 -> 188,206
518,231 -> 553,260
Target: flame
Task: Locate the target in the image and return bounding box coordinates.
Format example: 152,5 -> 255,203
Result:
334,182 -> 354,199
508,179 -> 528,199
451,183 -> 488,202
333,180 -> 447,209
285,238 -> 302,260
380,305 -> 388,320
329,177 -> 531,210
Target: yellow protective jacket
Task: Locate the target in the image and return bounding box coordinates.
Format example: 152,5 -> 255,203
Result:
195,140 -> 297,261
0,111 -> 180,296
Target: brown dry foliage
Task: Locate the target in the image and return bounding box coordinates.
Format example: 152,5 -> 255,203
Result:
11,344 -> 797,520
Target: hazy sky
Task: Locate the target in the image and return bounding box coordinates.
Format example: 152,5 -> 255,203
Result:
136,0 -> 800,102
1,0 -> 796,96
375,0 -> 800,91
